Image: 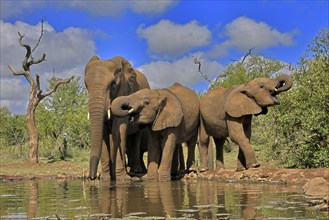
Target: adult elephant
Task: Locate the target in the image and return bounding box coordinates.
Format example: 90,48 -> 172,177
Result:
199,74 -> 293,172
111,83 -> 200,181
84,56 -> 150,180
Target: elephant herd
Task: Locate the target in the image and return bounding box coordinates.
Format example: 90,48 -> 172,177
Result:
84,56 -> 293,182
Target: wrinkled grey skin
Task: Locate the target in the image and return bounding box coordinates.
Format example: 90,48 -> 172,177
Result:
84,56 -> 149,180
111,83 -> 200,181
199,74 -> 293,172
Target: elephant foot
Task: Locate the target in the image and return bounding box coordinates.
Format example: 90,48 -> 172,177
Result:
198,167 -> 209,173
158,171 -> 171,182
187,165 -> 197,173
100,171 -> 111,180
147,172 -> 159,182
115,173 -> 131,182
235,167 -> 246,172
246,162 -> 260,169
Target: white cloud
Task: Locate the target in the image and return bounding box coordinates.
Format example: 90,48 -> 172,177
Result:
207,16 -> 297,58
0,1 -> 45,19
0,0 -> 176,19
137,19 -> 211,57
131,0 -> 177,14
138,54 -> 222,89
0,20 -> 96,114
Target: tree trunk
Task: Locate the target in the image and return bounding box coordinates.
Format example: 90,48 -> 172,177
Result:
26,89 -> 39,164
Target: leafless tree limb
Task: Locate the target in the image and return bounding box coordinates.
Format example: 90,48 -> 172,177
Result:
241,47 -> 254,64
41,76 -> 74,99
31,18 -> 45,54
193,56 -> 212,83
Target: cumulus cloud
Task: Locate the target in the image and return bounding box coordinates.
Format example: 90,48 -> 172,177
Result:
0,20 -> 96,114
207,16 -> 297,58
138,54 -> 222,89
0,1 -> 176,19
0,1 -> 45,19
131,0 -> 177,14
137,20 -> 211,57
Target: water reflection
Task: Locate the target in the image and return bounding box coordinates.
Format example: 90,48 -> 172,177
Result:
0,179 -> 327,219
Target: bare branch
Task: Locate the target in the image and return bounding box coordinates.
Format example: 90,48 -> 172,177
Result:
18,32 -> 32,71
193,56 -> 212,83
41,76 -> 74,99
36,74 -> 41,91
31,18 -> 45,54
8,65 -> 29,77
241,47 -> 254,64
27,53 -> 46,66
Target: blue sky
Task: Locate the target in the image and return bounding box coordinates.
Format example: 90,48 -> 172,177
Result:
0,0 -> 328,114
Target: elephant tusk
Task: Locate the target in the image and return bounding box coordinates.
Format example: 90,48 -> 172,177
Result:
274,88 -> 278,92
128,108 -> 134,114
87,112 -> 90,120
107,109 -> 111,120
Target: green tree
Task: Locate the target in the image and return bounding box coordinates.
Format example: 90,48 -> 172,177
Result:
0,107 -> 28,157
36,77 -> 89,159
212,55 -> 286,89
268,29 -> 329,168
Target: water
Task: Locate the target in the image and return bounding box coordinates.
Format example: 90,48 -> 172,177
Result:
0,179 -> 327,219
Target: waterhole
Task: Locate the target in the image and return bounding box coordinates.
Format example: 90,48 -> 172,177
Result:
0,179 -> 327,219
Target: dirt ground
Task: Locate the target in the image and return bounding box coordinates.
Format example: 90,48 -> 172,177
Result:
0,161 -> 328,184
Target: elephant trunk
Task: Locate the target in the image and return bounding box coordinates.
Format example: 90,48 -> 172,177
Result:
275,74 -> 293,93
111,96 -> 134,117
88,95 -> 106,180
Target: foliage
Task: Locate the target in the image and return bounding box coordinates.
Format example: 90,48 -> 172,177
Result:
212,55 -> 286,89
36,77 -> 89,159
0,107 -> 28,157
267,29 -> 329,168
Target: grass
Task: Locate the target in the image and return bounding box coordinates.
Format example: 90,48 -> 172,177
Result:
0,140 -> 277,178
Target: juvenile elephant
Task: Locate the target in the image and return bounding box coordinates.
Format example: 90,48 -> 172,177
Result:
111,83 -> 200,181
84,56 -> 149,180
199,74 -> 293,172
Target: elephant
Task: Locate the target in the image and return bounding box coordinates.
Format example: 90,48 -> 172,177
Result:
110,83 -> 200,181
84,55 -> 150,180
198,74 -> 293,172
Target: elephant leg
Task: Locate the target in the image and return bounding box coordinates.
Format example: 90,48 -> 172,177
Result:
213,138 -> 225,171
147,133 -> 161,181
178,144 -> 185,173
198,118 -> 210,172
158,132 -> 177,181
171,144 -> 180,177
113,119 -> 130,181
100,129 -> 111,180
129,132 -> 144,174
227,117 -> 259,170
236,148 -> 247,171
186,132 -> 198,172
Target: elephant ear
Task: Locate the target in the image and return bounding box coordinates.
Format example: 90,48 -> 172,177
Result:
225,86 -> 262,118
152,90 -> 183,131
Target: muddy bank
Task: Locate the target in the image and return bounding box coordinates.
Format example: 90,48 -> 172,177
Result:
187,168 -> 329,211
1,163 -> 328,211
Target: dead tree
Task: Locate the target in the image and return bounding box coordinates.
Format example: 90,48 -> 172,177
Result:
8,20 -> 73,164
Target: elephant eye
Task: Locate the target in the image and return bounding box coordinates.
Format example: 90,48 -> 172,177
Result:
143,99 -> 150,105
259,83 -> 265,89
110,81 -> 116,90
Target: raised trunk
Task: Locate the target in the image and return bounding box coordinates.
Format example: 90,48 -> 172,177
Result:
275,74 -> 293,93
88,95 -> 106,180
110,96 -> 133,117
